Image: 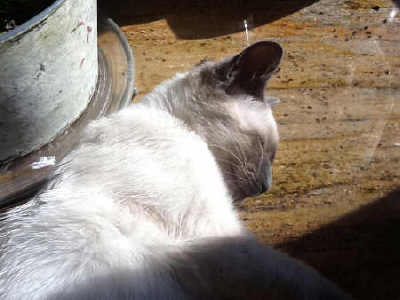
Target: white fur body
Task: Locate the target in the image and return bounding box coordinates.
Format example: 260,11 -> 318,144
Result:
0,100 -> 245,299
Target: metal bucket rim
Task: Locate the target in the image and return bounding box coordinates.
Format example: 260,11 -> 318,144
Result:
0,0 -> 65,43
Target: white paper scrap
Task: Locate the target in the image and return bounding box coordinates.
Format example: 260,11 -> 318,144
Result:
31,156 -> 56,169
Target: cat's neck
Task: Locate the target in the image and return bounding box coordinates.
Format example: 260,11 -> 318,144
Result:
138,72 -> 192,115
123,103 -> 244,240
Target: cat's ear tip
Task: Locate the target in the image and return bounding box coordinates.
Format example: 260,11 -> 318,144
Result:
253,40 -> 282,47
240,40 -> 283,64
248,40 -> 283,53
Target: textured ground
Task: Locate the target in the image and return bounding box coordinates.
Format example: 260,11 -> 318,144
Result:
109,0 -> 400,298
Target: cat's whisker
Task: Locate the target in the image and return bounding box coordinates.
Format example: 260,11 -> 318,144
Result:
209,144 -> 244,165
216,160 -> 241,170
231,136 -> 248,164
257,141 -> 265,174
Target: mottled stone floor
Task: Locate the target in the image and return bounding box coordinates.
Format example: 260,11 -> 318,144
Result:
116,0 -> 400,298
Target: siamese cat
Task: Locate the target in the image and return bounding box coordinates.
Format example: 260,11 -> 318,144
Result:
0,41 -> 350,299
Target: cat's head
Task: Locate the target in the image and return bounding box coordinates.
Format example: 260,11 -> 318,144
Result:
147,41 -> 283,202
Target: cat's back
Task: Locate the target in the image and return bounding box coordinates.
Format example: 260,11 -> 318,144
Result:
0,103 -> 239,299
65,103 -> 229,207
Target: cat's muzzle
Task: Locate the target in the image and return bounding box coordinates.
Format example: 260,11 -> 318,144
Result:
260,164 -> 272,194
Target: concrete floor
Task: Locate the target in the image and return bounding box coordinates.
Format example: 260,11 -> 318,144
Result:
114,0 -> 400,298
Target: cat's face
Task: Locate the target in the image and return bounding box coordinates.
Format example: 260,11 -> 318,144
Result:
157,41 -> 282,201
212,97 -> 279,202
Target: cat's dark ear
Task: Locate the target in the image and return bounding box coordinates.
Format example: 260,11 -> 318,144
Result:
217,41 -> 282,99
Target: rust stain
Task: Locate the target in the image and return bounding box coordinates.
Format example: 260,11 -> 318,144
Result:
71,20 -> 85,33
87,25 -> 92,43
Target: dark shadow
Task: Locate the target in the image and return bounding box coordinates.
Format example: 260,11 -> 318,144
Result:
98,0 -> 319,39
48,235 -> 349,300
277,186 -> 400,300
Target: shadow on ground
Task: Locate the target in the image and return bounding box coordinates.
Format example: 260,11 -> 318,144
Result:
98,0 -> 318,39
277,187 -> 400,300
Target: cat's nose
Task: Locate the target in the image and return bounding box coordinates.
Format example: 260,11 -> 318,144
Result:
260,182 -> 269,193
260,164 -> 272,193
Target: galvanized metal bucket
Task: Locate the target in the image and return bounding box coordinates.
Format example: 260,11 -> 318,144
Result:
0,2 -> 135,207
0,0 -> 98,162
